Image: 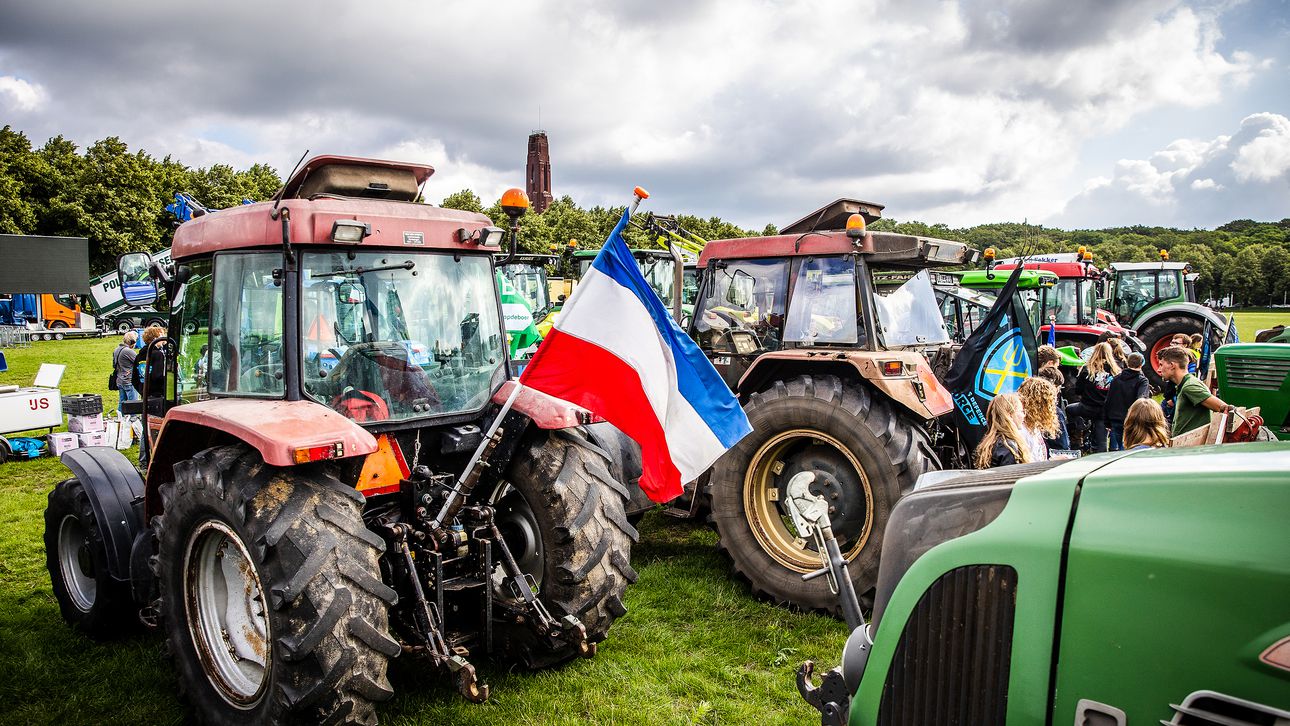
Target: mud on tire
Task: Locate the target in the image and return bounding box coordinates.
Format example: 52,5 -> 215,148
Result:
709,375 -> 938,613
491,427 -> 638,669
44,478 -> 137,637
153,445 -> 399,725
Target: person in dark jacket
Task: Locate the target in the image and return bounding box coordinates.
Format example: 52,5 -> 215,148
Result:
1065,342 -> 1119,453
1104,351 -> 1151,451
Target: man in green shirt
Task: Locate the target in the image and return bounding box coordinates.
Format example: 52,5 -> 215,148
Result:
1158,346 -> 1234,436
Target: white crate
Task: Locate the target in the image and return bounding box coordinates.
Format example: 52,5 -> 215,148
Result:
49,432 -> 79,457
68,413 -> 106,433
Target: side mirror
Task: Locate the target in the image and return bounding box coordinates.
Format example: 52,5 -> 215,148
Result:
118,252 -> 158,307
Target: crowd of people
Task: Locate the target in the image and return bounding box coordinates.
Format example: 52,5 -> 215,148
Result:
974,330 -> 1236,468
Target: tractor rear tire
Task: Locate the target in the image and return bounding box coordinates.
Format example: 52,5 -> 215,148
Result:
44,478 -> 138,637
709,375 -> 938,614
153,446 -> 398,726
490,427 -> 638,669
1138,314 -> 1205,389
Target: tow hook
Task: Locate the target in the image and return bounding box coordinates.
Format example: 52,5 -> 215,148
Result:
797,660 -> 851,726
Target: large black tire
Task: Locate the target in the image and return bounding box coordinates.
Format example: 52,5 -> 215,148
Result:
1138,314 -> 1206,390
709,375 -> 937,613
582,421 -> 650,521
490,427 -> 638,668
44,478 -> 137,637
153,445 -> 399,725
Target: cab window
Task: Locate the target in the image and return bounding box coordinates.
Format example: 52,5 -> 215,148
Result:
172,259 -> 213,403
208,253 -> 284,397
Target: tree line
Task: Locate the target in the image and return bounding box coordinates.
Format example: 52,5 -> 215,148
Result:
2,127 -> 1286,306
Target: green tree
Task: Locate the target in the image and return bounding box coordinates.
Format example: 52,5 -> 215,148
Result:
440,189 -> 483,213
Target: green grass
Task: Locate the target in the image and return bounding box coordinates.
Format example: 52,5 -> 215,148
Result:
1224,309 -> 1289,342
0,338 -> 846,725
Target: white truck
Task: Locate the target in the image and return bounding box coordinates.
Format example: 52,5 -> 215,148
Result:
86,248 -> 171,332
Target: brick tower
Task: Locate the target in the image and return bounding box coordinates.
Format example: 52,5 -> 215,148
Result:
526,131 -> 553,213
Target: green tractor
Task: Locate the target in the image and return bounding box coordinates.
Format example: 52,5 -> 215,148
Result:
798,444 -> 1290,725
1213,339 -> 1290,441
1103,257 -> 1238,387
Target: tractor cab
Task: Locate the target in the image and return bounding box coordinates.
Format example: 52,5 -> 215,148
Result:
573,247 -> 680,310
497,253 -> 557,319
691,227 -> 974,393
933,269 -> 1057,343
120,159 -> 511,428
1105,260 -> 1192,328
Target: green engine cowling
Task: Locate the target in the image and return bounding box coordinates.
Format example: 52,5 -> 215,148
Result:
807,445 -> 1290,725
1214,343 -> 1290,441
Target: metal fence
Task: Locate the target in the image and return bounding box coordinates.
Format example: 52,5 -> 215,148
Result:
0,325 -> 32,348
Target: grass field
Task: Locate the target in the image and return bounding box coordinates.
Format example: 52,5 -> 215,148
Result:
1223,309 -> 1289,341
0,337 -> 845,725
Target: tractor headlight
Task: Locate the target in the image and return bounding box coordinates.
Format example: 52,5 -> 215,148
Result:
331,219 -> 371,243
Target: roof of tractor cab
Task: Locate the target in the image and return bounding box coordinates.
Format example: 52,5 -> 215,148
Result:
171,154 -> 497,259
957,269 -> 1057,289
1109,261 -> 1191,272
697,230 -> 977,269
995,261 -> 1096,279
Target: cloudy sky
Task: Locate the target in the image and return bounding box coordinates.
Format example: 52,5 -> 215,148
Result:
1,0 -> 1287,230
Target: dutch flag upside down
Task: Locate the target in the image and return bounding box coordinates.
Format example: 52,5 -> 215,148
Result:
519,209 -> 752,503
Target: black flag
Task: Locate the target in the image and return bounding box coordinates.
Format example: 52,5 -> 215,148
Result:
944,265 -> 1038,455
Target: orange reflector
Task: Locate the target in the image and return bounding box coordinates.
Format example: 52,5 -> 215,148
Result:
633,186 -> 650,200
356,434 -> 411,497
882,360 -> 903,376
984,247 -> 996,260
293,441 -> 345,464
1261,636 -> 1290,672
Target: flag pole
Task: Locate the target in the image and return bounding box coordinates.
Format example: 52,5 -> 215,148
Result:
433,380 -> 524,527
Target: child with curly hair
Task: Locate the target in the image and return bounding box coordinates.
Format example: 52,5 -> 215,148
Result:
1017,376 -> 1059,461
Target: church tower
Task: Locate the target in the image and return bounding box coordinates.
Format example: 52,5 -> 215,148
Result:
526,131 -> 553,213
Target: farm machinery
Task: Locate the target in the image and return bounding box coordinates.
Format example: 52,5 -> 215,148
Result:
43,156 -> 638,724
681,213 -> 978,612
1101,255 -> 1238,387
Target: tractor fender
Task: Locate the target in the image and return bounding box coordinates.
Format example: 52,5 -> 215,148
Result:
735,350 -> 953,421
143,399 -> 378,519
1133,302 -> 1230,336
492,380 -> 601,429
60,447 -> 145,582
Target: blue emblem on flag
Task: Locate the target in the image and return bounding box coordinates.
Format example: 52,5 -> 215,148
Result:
975,327 -> 1031,399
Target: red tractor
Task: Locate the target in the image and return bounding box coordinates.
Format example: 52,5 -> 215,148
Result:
993,254 -> 1144,355
43,156 -> 637,724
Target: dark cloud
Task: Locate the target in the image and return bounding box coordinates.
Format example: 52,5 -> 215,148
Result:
0,0 -> 1281,229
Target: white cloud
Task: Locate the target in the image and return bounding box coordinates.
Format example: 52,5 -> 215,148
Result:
0,75 -> 46,113
1053,112 -> 1290,227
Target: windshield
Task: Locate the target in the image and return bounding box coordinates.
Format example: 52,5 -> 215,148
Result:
499,263 -> 550,313
694,258 -> 789,351
784,256 -> 859,345
637,255 -> 676,308
1049,278 -> 1097,325
875,270 -> 951,347
300,250 -> 506,423
682,267 -> 699,307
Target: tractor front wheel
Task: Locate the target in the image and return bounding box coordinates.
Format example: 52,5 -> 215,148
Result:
710,375 -> 938,613
153,446 -> 399,725
44,478 -> 137,637
1138,314 -> 1206,389
489,427 -> 638,668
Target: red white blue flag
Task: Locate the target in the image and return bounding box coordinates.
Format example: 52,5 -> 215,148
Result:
520,209 -> 751,502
